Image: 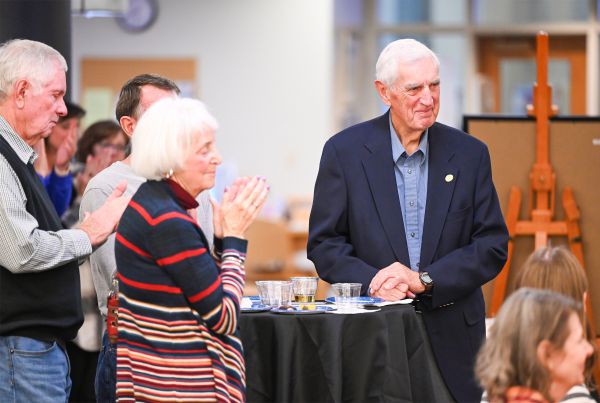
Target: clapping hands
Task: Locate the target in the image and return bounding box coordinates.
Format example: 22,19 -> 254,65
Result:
211,176 -> 269,239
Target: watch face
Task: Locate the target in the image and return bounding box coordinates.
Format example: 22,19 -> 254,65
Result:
420,272 -> 433,285
116,0 -> 158,32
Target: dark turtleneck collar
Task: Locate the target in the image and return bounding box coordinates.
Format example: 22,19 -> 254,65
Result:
165,178 -> 199,210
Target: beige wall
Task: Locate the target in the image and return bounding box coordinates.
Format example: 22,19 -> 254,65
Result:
71,0 -> 334,201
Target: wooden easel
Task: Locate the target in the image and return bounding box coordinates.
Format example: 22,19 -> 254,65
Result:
488,31 -> 598,382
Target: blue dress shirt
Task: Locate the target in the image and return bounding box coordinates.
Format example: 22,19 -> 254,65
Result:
389,118 -> 429,271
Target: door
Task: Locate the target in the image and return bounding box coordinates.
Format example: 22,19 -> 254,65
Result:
477,35 -> 586,115
80,58 -> 197,128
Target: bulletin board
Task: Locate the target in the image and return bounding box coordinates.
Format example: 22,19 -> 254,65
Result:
464,115 -> 600,328
80,58 -> 196,128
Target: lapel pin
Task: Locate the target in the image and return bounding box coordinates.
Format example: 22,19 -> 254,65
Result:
445,174 -> 454,183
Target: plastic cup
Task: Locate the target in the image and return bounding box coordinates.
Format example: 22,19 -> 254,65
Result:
331,283 -> 362,312
291,277 -> 319,303
255,280 -> 293,307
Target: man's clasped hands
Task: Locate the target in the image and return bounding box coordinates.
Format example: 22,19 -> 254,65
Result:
368,262 -> 426,301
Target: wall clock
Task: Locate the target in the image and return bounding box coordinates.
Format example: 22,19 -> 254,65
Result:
116,0 -> 158,33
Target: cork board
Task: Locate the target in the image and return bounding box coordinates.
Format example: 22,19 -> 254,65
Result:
79,58 -> 196,128
464,116 -> 600,330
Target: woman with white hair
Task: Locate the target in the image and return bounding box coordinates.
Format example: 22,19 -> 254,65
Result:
114,97 -> 268,402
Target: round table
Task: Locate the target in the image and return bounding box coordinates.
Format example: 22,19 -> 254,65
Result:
239,304 -> 454,402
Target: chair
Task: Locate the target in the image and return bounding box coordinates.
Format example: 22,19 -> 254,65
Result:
243,219 -> 294,295
242,218 -> 330,299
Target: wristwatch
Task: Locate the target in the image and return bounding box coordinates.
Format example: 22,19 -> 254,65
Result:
419,272 -> 433,292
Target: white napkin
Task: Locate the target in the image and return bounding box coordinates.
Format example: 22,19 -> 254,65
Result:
241,297 -> 254,308
374,298 -> 413,307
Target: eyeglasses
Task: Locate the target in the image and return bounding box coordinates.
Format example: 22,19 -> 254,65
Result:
96,142 -> 127,153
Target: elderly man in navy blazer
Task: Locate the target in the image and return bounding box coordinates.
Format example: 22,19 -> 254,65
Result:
308,38 -> 508,402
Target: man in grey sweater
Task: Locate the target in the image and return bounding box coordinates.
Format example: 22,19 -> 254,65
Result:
80,74 -> 213,402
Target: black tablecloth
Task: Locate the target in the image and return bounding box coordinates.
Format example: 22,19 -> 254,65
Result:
239,304 -> 453,403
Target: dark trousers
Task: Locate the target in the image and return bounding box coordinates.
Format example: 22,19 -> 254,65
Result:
66,341 -> 98,403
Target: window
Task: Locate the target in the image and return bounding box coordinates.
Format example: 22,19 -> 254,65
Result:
334,0 -> 598,132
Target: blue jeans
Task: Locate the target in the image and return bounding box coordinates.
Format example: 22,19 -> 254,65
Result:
95,330 -> 116,403
0,335 -> 71,403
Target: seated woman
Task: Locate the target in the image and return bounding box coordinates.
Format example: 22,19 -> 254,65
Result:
514,246 -> 598,401
476,287 -> 593,403
114,97 -> 268,402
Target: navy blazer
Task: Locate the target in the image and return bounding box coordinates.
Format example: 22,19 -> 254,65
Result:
308,112 -> 509,402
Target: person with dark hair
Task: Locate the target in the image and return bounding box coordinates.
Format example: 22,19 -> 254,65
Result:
114,73 -> 184,132
75,121 -> 128,199
80,74 -> 214,402
76,121 -> 127,169
34,100 -> 86,216
59,120 -> 128,228
0,39 -> 129,402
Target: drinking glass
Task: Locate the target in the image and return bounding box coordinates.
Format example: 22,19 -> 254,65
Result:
255,280 -> 293,307
291,277 -> 319,303
331,283 -> 362,312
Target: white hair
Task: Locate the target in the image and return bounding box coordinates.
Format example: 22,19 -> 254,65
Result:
375,38 -> 440,87
0,39 -> 68,102
131,97 -> 219,180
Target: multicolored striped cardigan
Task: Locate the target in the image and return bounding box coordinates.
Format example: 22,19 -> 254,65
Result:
115,179 -> 246,402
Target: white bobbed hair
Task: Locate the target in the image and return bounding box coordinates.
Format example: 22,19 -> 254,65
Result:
0,39 -> 67,102
130,97 -> 219,180
375,38 -> 440,87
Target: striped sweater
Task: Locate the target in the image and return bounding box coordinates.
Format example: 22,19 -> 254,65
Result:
115,179 -> 247,402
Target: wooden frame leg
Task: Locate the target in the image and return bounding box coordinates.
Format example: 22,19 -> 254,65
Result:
490,187 -> 521,317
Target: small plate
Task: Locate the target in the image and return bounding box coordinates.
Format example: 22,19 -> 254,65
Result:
325,296 -> 384,305
270,305 -> 336,315
241,304 -> 271,313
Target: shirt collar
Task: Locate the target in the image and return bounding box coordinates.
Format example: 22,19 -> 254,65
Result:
389,115 -> 429,165
0,115 -> 37,165
165,178 -> 199,210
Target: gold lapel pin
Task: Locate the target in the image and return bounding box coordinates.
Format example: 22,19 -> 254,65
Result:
445,174 -> 454,183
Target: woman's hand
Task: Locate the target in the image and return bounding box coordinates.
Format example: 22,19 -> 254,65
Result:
219,176 -> 269,239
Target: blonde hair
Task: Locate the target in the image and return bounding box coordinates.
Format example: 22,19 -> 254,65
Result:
516,246 -> 596,385
476,288 -> 582,402
130,97 -> 218,180
517,246 -> 588,302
